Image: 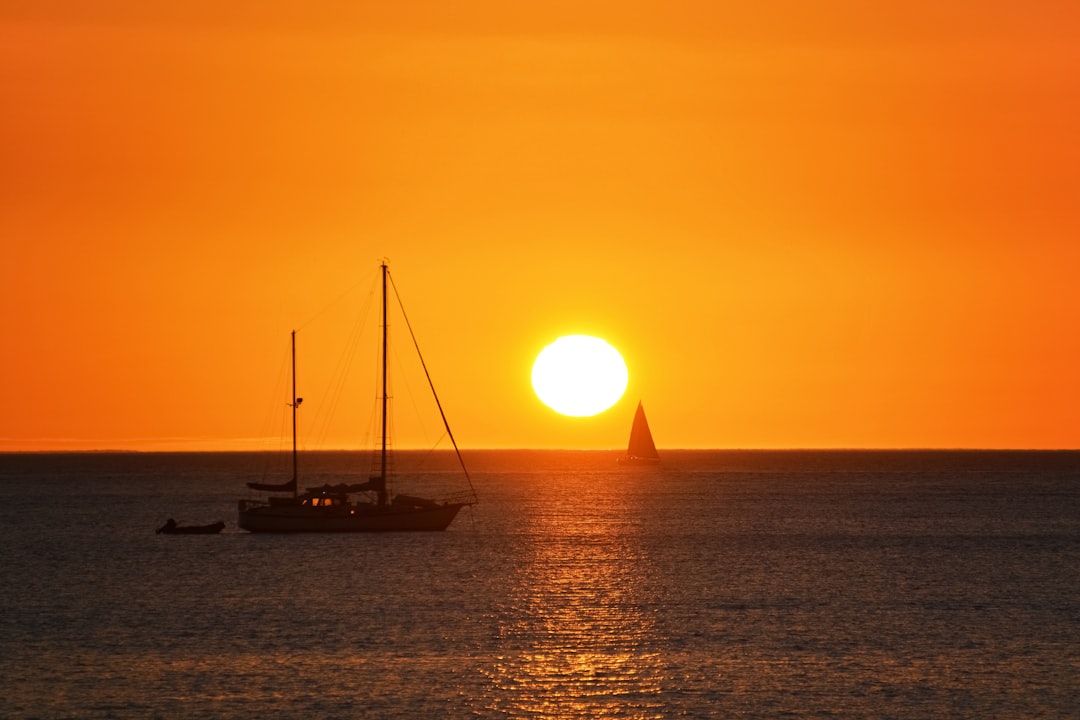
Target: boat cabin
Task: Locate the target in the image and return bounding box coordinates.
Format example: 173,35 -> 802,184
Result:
301,493 -> 347,508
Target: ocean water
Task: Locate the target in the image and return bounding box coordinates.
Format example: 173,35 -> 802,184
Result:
1,450 -> 1078,719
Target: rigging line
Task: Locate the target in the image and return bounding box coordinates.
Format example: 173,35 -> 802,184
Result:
359,393 -> 377,460
256,339 -> 292,481
414,430 -> 450,471
292,269 -> 380,451
309,285 -> 376,450
390,339 -> 436,447
366,296 -> 385,479
295,266 -> 381,333
320,307 -> 368,447
386,268 -> 476,497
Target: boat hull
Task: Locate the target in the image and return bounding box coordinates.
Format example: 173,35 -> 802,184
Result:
237,500 -> 467,533
617,456 -> 661,465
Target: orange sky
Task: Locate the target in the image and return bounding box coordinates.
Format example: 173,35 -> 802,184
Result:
3,2 -> 1078,451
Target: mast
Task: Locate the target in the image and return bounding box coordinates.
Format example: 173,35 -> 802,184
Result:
379,262 -> 389,497
291,329 -> 298,498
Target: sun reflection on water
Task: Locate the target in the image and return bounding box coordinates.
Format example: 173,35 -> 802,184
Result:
481,482 -> 665,718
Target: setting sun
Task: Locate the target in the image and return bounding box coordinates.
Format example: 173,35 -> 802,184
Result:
531,336 -> 629,417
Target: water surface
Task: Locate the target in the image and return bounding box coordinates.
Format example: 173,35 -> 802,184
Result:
1,450 -> 1077,718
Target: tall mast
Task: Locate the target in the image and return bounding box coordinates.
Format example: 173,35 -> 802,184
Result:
380,262 -> 389,490
291,329 -> 298,498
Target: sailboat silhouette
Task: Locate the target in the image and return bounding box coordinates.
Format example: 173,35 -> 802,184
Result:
237,261 -> 476,532
618,401 -> 660,464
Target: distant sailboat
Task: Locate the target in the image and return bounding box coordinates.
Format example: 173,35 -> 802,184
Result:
618,401 -> 660,464
237,261 -> 477,532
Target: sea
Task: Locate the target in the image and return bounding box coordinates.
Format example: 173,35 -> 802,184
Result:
1,450 -> 1078,719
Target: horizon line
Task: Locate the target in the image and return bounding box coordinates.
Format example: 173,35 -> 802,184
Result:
2,447 -> 1078,454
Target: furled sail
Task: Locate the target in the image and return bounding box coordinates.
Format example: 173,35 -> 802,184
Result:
306,479 -> 385,495
626,402 -> 660,460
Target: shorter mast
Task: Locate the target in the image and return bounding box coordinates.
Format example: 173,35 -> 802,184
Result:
380,262 -> 389,503
246,332 -> 302,495
291,330 -> 299,498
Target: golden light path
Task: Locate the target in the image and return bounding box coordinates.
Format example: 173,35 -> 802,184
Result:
531,336 -> 629,417
479,473 -> 664,718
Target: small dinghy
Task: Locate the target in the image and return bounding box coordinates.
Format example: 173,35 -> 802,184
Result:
156,518 -> 226,535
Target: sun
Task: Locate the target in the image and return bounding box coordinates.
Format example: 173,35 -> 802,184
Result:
532,335 -> 629,417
